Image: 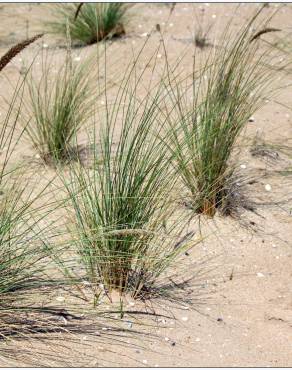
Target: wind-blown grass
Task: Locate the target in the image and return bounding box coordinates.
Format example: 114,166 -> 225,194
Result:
57,46 -> 199,301
165,7 -> 283,217
48,3 -> 129,46
23,49 -> 96,165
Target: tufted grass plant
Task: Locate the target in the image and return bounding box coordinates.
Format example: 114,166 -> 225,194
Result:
165,6 -> 283,217
23,48 -> 96,165
48,3 -> 130,46
58,45 -> 199,301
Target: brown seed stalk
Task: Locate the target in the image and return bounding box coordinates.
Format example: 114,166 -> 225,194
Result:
0,34 -> 43,73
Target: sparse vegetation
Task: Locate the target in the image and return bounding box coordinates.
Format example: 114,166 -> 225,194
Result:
1,2 -> 292,367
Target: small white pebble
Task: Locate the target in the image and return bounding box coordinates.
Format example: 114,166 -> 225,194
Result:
265,184 -> 272,192
74,56 -> 81,62
169,23 -> 174,27
35,154 -> 40,159
157,54 -> 162,59
257,272 -> 265,278
18,58 -> 22,62
101,327 -> 108,331
181,317 -> 189,322
164,337 -> 170,342
43,43 -> 48,48
154,365 -> 159,368
142,359 -> 148,364
249,116 -> 255,122
140,32 -> 149,37
56,296 -> 65,302
240,164 -> 247,169
195,337 -> 201,342
212,14 -> 216,18
181,306 -> 189,310
272,244 -> 277,248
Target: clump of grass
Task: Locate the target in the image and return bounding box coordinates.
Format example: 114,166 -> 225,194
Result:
49,3 -> 129,46
193,8 -> 212,49
58,47 -> 199,301
194,27 -> 211,49
166,7 -> 282,217
23,49 -> 96,165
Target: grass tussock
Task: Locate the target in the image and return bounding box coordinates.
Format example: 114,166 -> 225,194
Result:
49,3 -> 129,46
23,49 -> 96,165
57,47 -> 199,301
165,7 -> 283,217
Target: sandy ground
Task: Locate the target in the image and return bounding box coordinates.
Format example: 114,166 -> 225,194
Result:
0,2 -> 292,367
